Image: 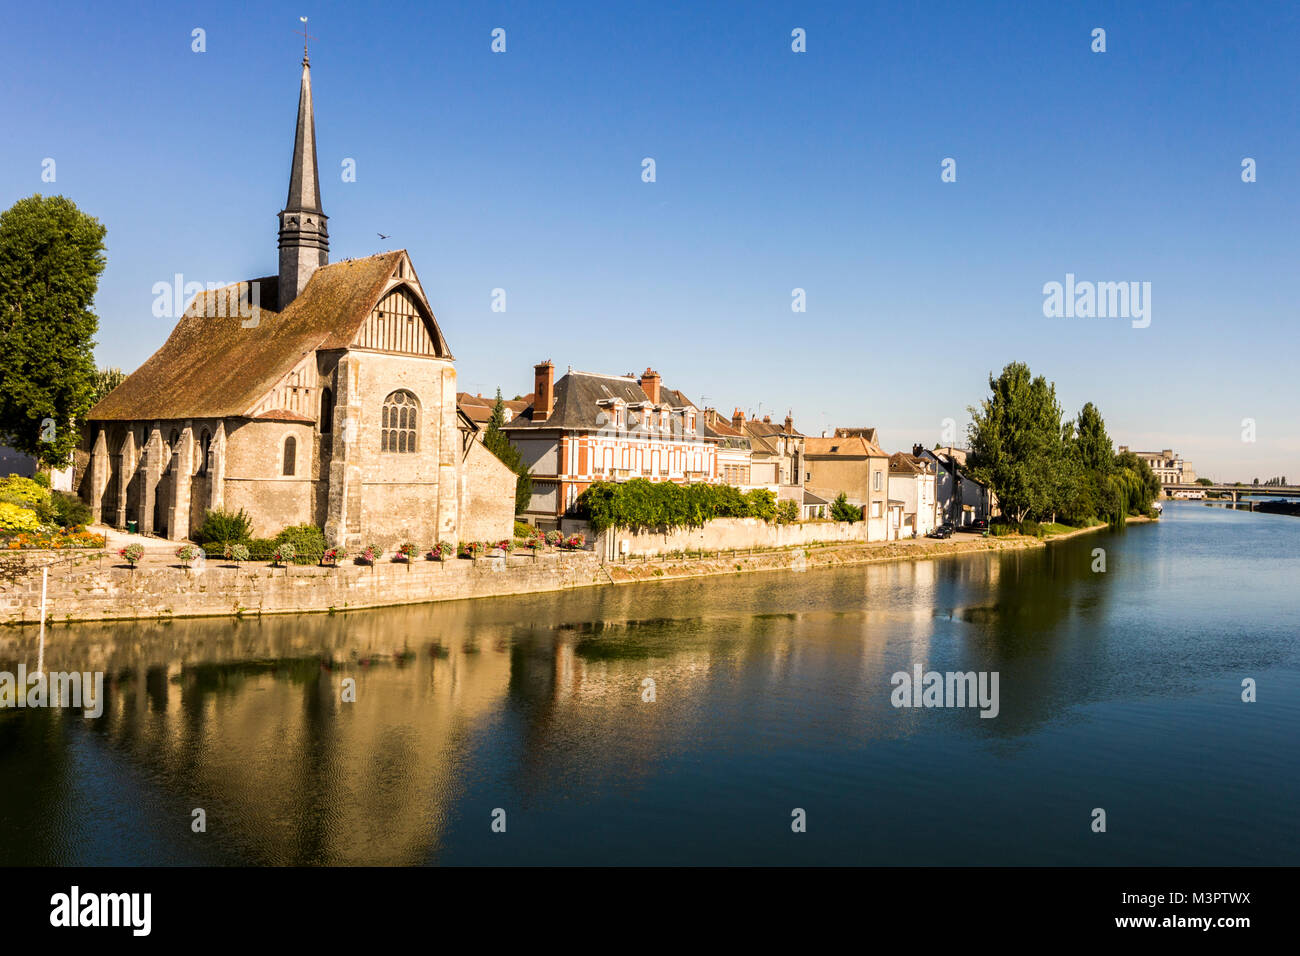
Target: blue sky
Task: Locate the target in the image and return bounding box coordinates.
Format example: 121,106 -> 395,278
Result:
2,0 -> 1297,480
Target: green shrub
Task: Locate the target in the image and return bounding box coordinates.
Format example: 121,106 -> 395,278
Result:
514,520 -> 534,538
246,537 -> 279,560
575,479 -> 786,533
776,499 -> 800,524
194,507 -> 253,544
31,471 -> 51,488
50,491 -> 91,529
271,541 -> 296,565
272,524 -> 326,564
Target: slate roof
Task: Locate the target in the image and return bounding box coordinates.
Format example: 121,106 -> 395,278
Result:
742,417 -> 805,440
834,427 -> 878,443
504,371 -> 702,432
89,252 -> 407,422
889,452 -> 932,474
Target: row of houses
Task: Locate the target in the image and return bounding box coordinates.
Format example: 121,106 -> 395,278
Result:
466,361 -> 996,538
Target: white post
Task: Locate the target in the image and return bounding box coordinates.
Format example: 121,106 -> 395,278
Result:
37,565 -> 48,674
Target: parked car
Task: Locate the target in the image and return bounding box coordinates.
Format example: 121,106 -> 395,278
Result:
927,525 -> 954,539
971,518 -> 988,531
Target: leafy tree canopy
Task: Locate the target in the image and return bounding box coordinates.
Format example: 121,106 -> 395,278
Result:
0,195 -> 106,467
482,387 -> 532,515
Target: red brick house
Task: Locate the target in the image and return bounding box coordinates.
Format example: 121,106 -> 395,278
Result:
503,363 -> 720,528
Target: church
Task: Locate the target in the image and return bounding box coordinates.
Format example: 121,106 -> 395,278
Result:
80,51 -> 516,549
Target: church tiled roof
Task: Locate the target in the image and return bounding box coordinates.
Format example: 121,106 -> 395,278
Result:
89,252 -> 404,422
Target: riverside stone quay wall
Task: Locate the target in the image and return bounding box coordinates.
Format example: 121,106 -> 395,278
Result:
597,517 -> 872,558
0,531 -> 1072,625
1,551 -> 612,625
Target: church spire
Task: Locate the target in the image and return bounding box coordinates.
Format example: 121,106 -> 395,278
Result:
277,42 -> 329,309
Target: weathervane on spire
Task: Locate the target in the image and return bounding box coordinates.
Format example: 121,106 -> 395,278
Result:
296,16 -> 316,63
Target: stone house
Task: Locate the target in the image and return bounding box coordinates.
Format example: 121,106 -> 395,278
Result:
700,409 -> 752,486
730,410 -> 805,508
79,52 -> 515,548
803,433 -> 890,540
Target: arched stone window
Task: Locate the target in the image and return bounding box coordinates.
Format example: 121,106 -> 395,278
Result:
381,390 -> 419,453
283,435 -> 297,476
320,388 -> 334,435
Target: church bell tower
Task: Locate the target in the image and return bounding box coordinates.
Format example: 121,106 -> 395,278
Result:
277,46 -> 329,309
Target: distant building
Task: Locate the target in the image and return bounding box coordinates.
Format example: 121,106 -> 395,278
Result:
888,452 -> 938,537
730,410 -> 806,515
914,446 -> 995,526
504,363 -> 718,528
803,433 -> 890,540
701,409 -> 753,486
1118,446 -> 1197,486
457,392 -> 532,427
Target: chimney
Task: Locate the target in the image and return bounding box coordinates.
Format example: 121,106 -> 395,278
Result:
638,368 -> 661,405
533,361 -> 554,422
763,415 -> 772,424
784,412 -> 794,434
732,408 -> 744,429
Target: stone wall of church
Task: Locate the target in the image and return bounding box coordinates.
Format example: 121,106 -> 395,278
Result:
328,351 -> 460,549
223,419 -> 318,537
458,439 -> 517,543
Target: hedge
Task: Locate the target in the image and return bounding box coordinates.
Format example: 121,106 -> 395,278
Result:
574,479 -> 779,533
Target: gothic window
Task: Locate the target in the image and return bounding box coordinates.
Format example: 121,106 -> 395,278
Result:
381,390 -> 419,452
283,435 -> 297,476
320,388 -> 334,435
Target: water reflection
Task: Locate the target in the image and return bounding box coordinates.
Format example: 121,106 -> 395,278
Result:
2,506 -> 1297,864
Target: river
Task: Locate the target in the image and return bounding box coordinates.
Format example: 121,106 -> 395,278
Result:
1,502 -> 1296,865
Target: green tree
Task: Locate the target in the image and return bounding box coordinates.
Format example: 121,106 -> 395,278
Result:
1072,402 -> 1114,475
967,362 -> 1065,523
87,366 -> 126,412
830,492 -> 862,523
482,387 -> 532,514
0,195 -> 107,467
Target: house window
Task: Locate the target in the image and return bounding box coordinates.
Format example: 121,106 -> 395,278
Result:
283,435 -> 297,476
873,470 -> 882,491
381,389 -> 419,452
871,501 -> 882,518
